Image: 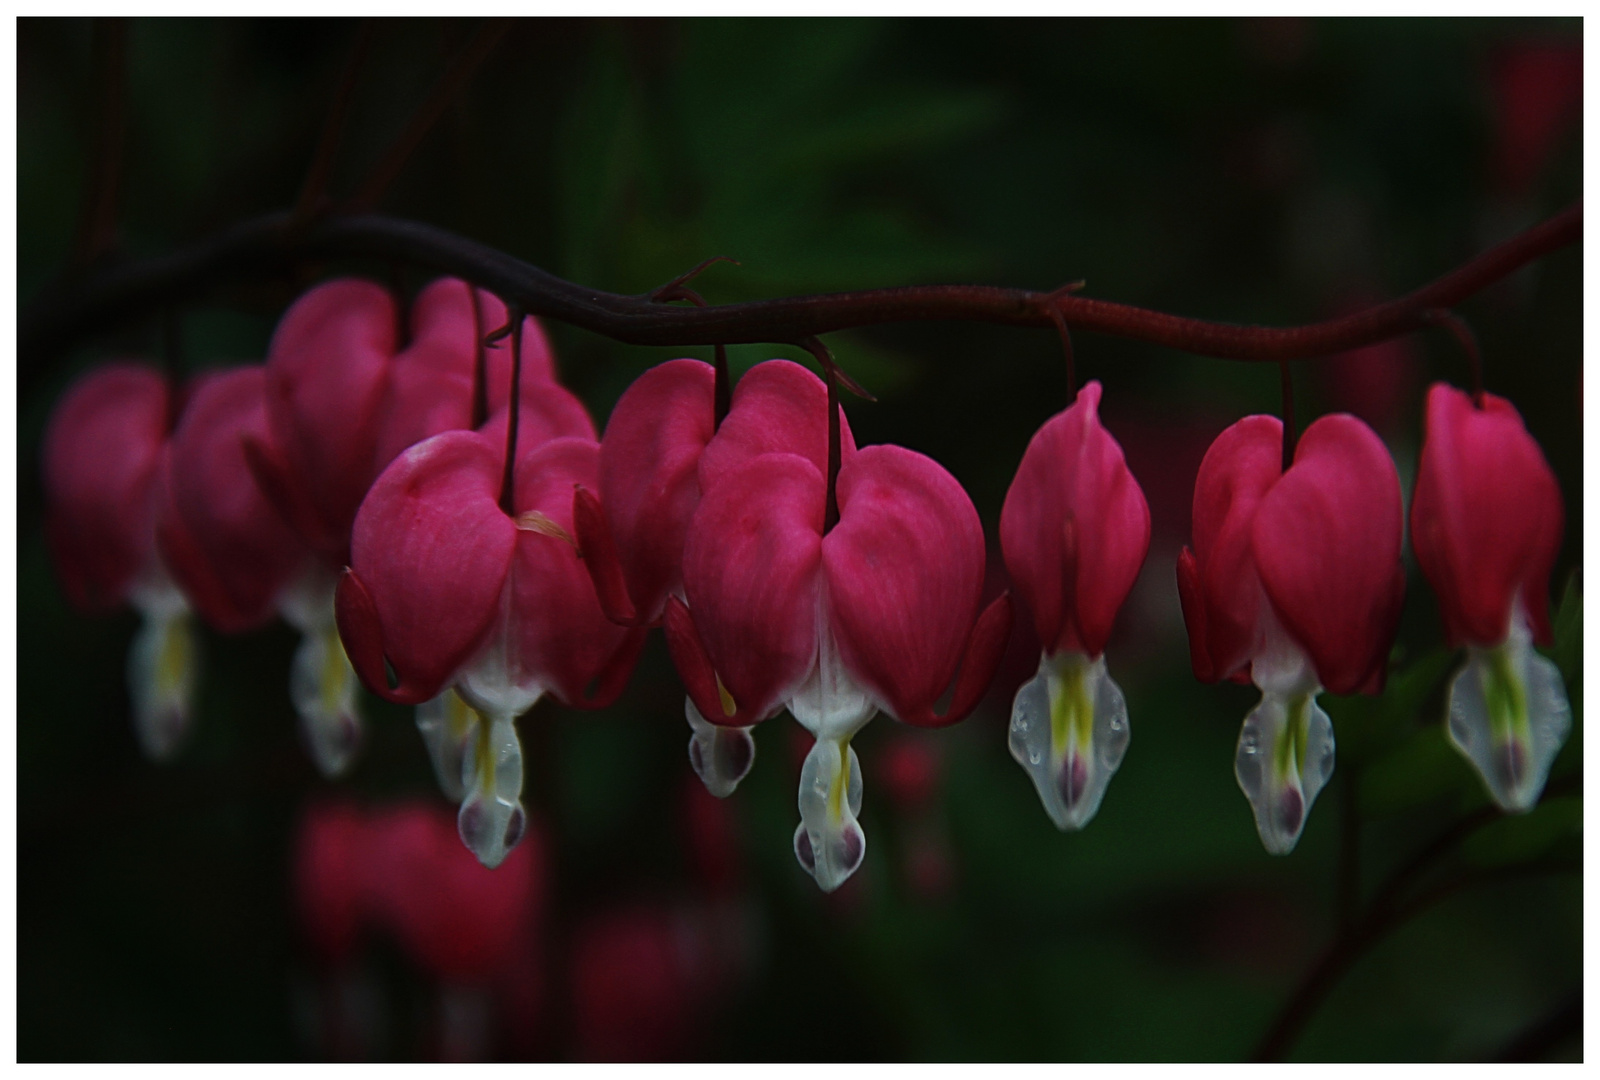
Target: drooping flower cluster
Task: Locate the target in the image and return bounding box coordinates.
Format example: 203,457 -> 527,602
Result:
42,273 -> 1573,888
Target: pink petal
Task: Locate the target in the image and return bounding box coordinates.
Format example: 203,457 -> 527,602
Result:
156,367 -> 310,633
696,359 -> 856,495
366,800 -> 543,982
1411,383 -> 1564,647
292,801 -> 370,964
681,452 -> 825,725
598,359 -> 717,625
1182,415 -> 1283,683
264,278 -> 396,554
507,437 -> 646,708
999,381 -> 1151,658
1252,414 -> 1405,695
347,430 -> 517,702
42,363 -> 171,611
823,445 -> 985,724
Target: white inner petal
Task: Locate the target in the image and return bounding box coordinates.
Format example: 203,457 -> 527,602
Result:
685,696 -> 756,799
1235,683 -> 1335,856
1008,649 -> 1130,831
456,707 -> 527,870
794,735 -> 866,892
126,586 -> 199,762
289,617 -> 364,779
416,688 -> 478,802
1446,604 -> 1571,813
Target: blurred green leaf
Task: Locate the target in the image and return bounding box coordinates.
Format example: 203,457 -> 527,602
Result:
1459,795 -> 1582,868
1548,570 -> 1581,687
1359,722 -> 1479,818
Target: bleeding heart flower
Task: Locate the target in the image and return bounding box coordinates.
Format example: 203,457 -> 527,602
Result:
245,279 -> 594,778
250,277 -> 594,561
574,358 -> 854,799
154,365 -> 370,776
293,800 -> 371,965
337,428 -> 646,867
1177,413 -> 1404,853
665,443 -> 1011,891
1000,380 -> 1150,830
1411,383 -> 1569,812
42,361 -> 199,760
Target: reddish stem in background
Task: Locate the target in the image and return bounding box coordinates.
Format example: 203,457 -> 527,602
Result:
344,18 -> 512,214
289,19 -> 373,231
1423,308 -> 1486,406
1279,360 -> 1296,472
499,310 -> 524,516
648,280 -> 731,430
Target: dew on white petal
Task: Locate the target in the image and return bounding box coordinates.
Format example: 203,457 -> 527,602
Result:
794,737 -> 867,892
685,697 -> 756,798
126,599 -> 199,761
1235,689 -> 1333,855
290,622 -> 364,778
1008,651 -> 1130,831
1446,618 -> 1571,813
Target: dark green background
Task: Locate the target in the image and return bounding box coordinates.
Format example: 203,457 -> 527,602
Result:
18,18 -> 1582,1061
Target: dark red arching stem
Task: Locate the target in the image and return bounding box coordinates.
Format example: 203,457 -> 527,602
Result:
469,286 -> 488,428
1423,308 -> 1485,407
18,204 -> 1582,395
499,310 -> 523,516
1279,360 -> 1296,472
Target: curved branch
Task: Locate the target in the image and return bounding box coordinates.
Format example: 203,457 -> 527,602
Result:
20,200 -> 1581,396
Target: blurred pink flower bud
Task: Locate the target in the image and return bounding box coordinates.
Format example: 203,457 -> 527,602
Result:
43,361 -> 198,759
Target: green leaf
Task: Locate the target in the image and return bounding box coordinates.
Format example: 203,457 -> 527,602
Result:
1459,795 -> 1582,868
1359,723 -> 1479,818
1549,570 -> 1582,687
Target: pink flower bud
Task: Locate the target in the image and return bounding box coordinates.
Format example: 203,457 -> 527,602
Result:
1411,383 -> 1563,650
157,366 -> 313,633
1177,413 -> 1404,697
42,362 -> 172,612
1001,380 -> 1150,660
585,358 -> 852,628
256,278 -> 592,559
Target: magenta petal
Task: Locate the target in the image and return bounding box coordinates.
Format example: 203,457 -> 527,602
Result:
999,381 -> 1151,658
682,452 -> 824,724
697,359 -> 856,494
157,367 -> 310,633
370,278 -> 482,472
598,359 -> 717,624
348,430 -> 517,700
572,485 -> 641,626
42,363 -> 171,612
1183,415 -> 1283,683
824,445 -> 985,724
1411,383 -> 1564,647
264,278 -> 396,553
508,437 -> 646,707
1253,414 -> 1405,695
